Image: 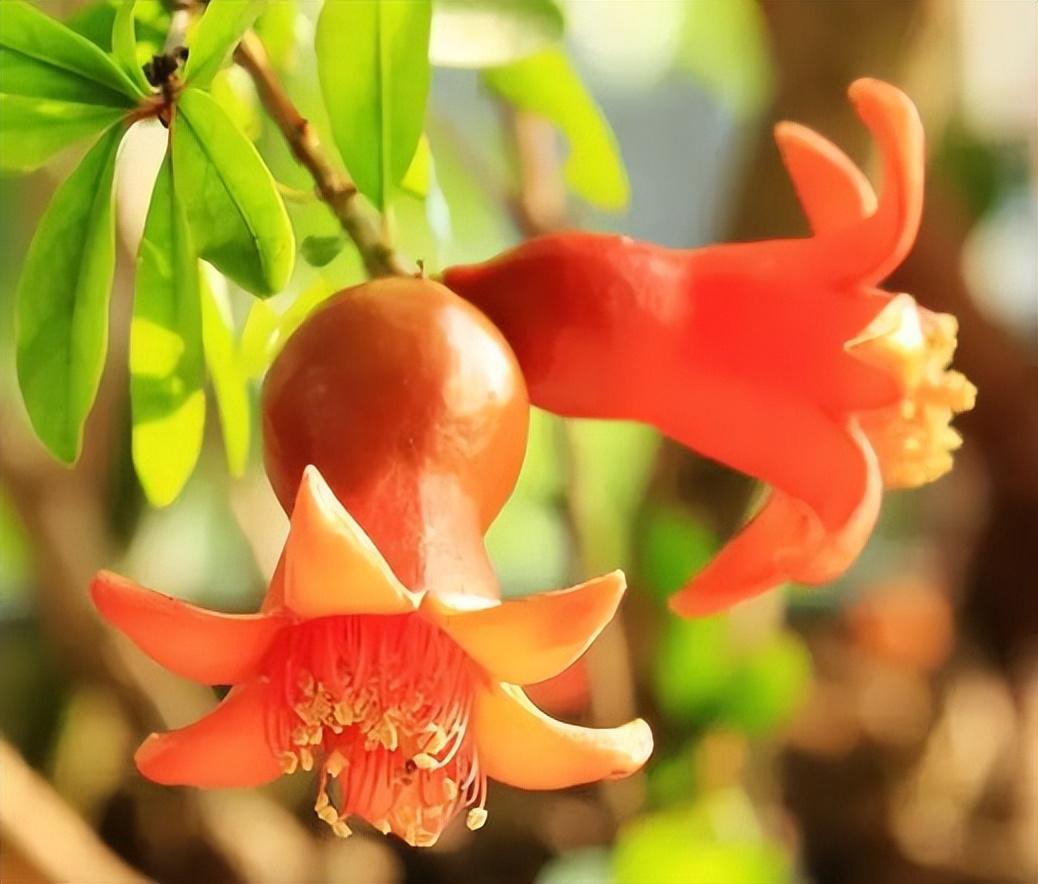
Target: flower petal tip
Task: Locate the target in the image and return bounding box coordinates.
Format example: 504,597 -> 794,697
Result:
134,733 -> 178,785
607,718 -> 654,778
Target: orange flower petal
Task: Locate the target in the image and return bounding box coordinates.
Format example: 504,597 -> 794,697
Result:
774,120 -> 876,233
473,682 -> 652,790
283,466 -> 418,618
91,571 -> 285,685
670,464 -> 880,617
820,78 -> 924,286
664,395 -> 881,616
420,570 -> 627,685
135,681 -> 283,787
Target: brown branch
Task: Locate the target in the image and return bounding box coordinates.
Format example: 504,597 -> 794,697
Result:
234,31 -> 412,279
0,738 -> 148,884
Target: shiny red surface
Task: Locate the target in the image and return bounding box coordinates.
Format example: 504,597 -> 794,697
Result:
262,277 -> 529,596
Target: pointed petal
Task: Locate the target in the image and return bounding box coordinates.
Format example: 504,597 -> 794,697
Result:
660,378 -> 882,615
669,464 -> 880,617
775,120 -> 876,233
135,681 -> 283,787
819,78 -> 924,285
283,466 -> 418,618
91,571 -> 285,685
473,682 -> 651,790
421,571 -> 626,685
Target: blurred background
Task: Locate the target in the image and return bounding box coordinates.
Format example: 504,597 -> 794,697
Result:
1,1 -> 1036,882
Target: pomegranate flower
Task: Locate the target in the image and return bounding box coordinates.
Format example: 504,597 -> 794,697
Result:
444,78 -> 975,617
92,467 -> 651,847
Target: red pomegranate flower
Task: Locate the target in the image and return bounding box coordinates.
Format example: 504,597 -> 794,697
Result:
444,78 -> 975,617
92,467 -> 651,847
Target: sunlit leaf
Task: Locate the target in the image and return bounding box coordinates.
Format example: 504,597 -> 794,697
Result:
239,298 -> 280,378
275,276 -> 338,351
131,151 -> 206,507
430,0 -> 563,68
66,0 -> 169,59
677,0 -> 773,120
721,634 -> 812,735
401,133 -> 431,198
200,269 -> 251,476
653,617 -> 735,725
0,0 -> 142,101
484,48 -> 629,210
209,65 -> 261,141
300,234 -> 346,268
0,95 -> 125,172
15,124 -> 125,463
316,0 -> 432,210
173,87 -> 294,296
614,796 -> 794,884
182,0 -> 265,89
0,0 -> 141,169
255,0 -> 298,70
565,419 -> 659,573
639,503 -> 718,603
111,0 -> 151,93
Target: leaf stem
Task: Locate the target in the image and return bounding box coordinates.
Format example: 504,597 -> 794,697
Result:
234,32 -> 412,279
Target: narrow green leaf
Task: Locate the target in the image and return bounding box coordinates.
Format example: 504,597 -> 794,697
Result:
200,269 -> 251,475
254,0 -> 298,70
131,151 -> 207,507
0,94 -> 125,172
401,133 -> 431,198
239,299 -> 281,378
182,0 -> 266,89
484,48 -> 629,210
430,0 -> 563,68
111,0 -> 151,94
0,0 -> 142,101
15,124 -> 125,463
316,0 -> 432,210
67,0 -> 169,59
172,87 -> 295,296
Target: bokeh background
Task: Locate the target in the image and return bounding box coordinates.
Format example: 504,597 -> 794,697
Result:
1,1 -> 1036,883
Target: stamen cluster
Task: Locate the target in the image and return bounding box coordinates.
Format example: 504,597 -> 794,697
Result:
265,614 -> 487,846
860,307 -> 977,489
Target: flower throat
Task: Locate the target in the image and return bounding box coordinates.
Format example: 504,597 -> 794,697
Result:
265,613 -> 487,846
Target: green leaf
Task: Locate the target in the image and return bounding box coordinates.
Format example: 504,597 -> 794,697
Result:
430,0 -> 563,68
15,124 -> 125,463
66,0 -> 169,58
0,0 -> 142,101
484,48 -> 629,210
614,796 -> 794,884
0,94 -> 125,172
316,0 -> 432,210
131,151 -> 207,507
678,0 -> 773,120
300,234 -> 346,268
255,0 -> 298,70
565,419 -> 659,574
721,634 -> 812,735
182,0 -> 266,89
173,87 -> 295,296
200,269 -> 252,475
401,133 -> 431,198
239,299 -> 281,378
111,0 -> 151,93
209,66 -> 261,141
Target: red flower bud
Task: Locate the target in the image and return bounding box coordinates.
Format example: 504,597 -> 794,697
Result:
445,79 -> 975,616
